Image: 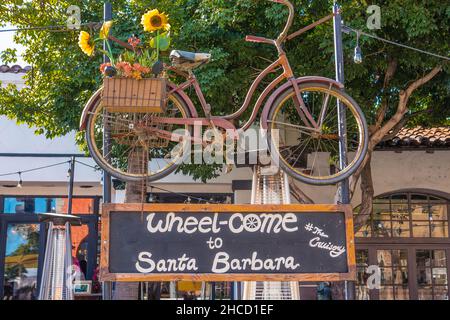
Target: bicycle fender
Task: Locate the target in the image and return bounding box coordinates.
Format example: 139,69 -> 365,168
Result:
79,82 -> 198,131
260,76 -> 344,129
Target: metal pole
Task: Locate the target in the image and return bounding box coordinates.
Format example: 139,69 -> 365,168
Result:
102,1 -> 113,301
67,156 -> 75,215
333,2 -> 355,300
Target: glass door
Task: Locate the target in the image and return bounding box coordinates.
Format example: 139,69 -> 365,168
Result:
2,223 -> 42,300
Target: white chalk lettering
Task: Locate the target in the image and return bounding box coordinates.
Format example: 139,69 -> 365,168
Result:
309,237 -> 346,257
135,252 -> 198,273
211,251 -> 300,273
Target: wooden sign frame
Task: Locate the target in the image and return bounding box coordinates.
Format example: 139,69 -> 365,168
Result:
100,203 -> 356,282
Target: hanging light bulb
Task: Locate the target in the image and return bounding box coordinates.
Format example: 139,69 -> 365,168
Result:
354,31 -> 363,64
17,172 -> 23,188
148,187 -> 157,203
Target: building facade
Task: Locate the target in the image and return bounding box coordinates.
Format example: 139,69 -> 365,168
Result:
1,66 -> 449,300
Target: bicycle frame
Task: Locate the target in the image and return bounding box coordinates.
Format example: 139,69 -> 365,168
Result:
80,0 -> 341,142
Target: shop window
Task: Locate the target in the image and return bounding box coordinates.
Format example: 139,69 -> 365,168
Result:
416,249 -> 448,300
377,249 -> 409,300
2,197 -> 95,214
355,192 -> 449,238
3,224 -> 40,300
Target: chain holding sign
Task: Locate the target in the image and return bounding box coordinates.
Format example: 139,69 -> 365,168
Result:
100,204 -> 356,282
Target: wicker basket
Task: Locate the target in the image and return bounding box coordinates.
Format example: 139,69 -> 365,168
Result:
102,77 -> 167,113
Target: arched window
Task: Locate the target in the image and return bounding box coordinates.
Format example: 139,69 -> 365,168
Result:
355,191 -> 449,238
354,190 -> 450,300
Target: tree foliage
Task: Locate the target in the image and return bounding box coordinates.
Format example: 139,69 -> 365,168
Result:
0,0 -> 448,181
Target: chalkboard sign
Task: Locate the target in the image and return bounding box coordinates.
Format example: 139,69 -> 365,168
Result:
100,204 -> 355,282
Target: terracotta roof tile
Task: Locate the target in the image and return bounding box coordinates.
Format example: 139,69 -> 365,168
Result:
0,64 -> 31,74
378,126 -> 450,149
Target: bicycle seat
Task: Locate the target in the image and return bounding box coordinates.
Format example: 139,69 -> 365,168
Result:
170,50 -> 211,71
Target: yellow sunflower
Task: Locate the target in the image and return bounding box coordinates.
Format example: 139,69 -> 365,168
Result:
99,20 -> 113,40
141,9 -> 170,32
78,31 -> 95,56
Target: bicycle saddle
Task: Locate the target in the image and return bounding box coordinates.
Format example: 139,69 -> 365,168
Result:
170,50 -> 211,71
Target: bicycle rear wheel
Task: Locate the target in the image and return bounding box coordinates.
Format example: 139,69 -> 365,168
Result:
265,82 -> 368,185
85,89 -> 192,182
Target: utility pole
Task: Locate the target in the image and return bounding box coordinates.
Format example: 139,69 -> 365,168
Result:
67,156 -> 75,215
333,1 -> 355,300
102,1 -> 113,301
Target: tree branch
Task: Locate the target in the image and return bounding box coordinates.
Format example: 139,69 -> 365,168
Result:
375,58 -> 398,128
350,65 -> 442,199
289,178 -> 315,204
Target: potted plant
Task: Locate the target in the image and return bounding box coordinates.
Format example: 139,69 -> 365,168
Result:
78,9 -> 171,113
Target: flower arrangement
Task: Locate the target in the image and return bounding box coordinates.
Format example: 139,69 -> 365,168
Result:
78,9 -> 171,80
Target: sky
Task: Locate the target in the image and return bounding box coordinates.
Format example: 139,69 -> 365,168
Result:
0,23 -> 27,66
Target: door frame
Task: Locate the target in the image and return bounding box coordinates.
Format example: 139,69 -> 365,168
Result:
0,214 -> 47,299
0,195 -> 101,299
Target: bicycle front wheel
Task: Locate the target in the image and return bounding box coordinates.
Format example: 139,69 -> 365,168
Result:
265,82 -> 368,185
85,89 -> 192,182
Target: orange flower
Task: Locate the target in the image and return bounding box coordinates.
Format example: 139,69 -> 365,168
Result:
100,62 -> 111,74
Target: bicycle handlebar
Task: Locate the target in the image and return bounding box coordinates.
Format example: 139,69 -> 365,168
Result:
246,0 -> 295,48
273,0 -> 295,44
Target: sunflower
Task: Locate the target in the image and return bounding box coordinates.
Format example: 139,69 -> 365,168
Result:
141,9 -> 170,32
78,31 -> 95,56
99,20 -> 113,40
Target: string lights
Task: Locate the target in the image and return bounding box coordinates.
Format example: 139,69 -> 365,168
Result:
17,172 -> 23,188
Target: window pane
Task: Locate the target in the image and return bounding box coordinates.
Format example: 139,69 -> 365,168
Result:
430,205 -> 447,220
373,203 -> 391,220
392,250 -> 408,267
391,203 -> 409,220
411,194 -> 428,202
380,268 -> 393,285
411,204 -> 430,220
418,286 -> 433,300
394,286 -> 409,300
357,267 -> 368,286
413,222 -> 430,237
429,196 -> 446,204
379,286 -> 394,300
390,193 -> 408,203
374,195 -> 390,203
356,249 -> 369,266
433,250 -> 447,267
417,268 -> 432,285
3,224 -> 40,300
392,221 -> 410,237
377,250 -> 392,266
355,222 -> 371,238
356,286 -> 370,300
416,250 -> 432,267
373,221 -> 391,237
431,222 -> 448,238
433,287 -> 449,300
432,268 -> 448,285
393,268 -> 408,285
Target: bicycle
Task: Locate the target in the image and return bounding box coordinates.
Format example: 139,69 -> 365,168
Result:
80,0 -> 368,185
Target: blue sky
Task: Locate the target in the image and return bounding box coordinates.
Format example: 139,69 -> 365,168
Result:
0,23 -> 27,66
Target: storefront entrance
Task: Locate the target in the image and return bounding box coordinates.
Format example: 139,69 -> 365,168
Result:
356,245 -> 449,300
0,196 -> 100,300
354,190 -> 450,300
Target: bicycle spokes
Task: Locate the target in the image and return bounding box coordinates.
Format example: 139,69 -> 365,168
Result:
267,84 -> 366,183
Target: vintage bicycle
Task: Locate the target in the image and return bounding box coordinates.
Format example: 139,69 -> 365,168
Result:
79,0 -> 368,185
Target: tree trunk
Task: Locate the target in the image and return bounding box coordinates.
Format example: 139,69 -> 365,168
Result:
353,151 -> 374,232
